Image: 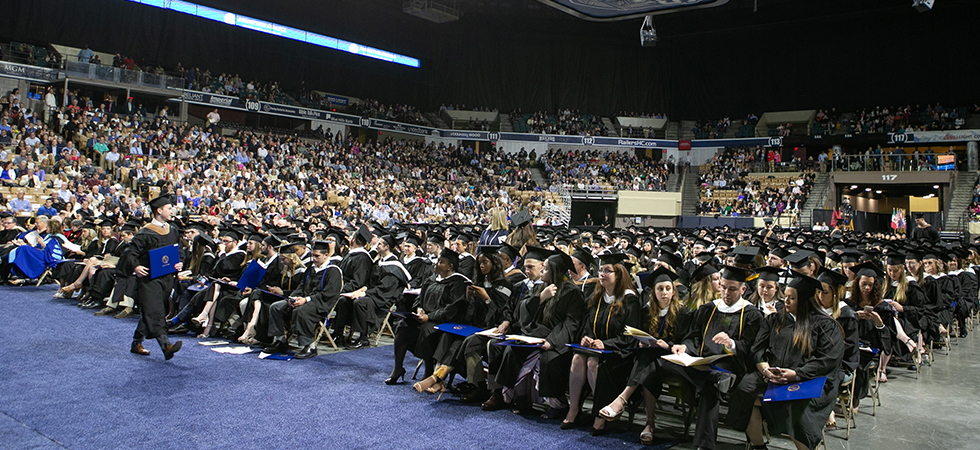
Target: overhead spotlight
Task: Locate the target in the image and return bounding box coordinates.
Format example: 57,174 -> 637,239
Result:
912,0 -> 934,12
640,15 -> 657,47
865,188 -> 872,192
876,190 -> 882,194
933,185 -> 939,189
851,185 -> 858,189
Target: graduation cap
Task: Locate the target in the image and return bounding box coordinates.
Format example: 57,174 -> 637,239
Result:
660,241 -> 679,255
381,234 -> 399,250
851,262 -> 885,279
754,266 -> 783,283
549,251 -> 576,274
440,248 -> 460,269
120,220 -> 141,233
323,227 -> 347,244
147,195 -> 171,213
95,218 -> 114,228
571,248 -> 595,269
730,246 -> 761,265
498,244 -> 521,263
920,247 -> 940,261
194,233 -> 218,252
218,227 -> 243,242
788,273 -> 823,301
247,233 -> 265,243
826,251 -> 842,263
816,267 -> 848,290
641,266 -> 679,289
355,224 -> 373,245
510,209 -> 532,228
841,249 -> 862,264
262,233 -> 281,247
477,244 -> 502,258
719,265 -> 752,283
310,240 -> 333,252
691,262 -> 719,283
597,251 -> 629,267
403,233 -> 424,248
427,233 -> 445,245
524,246 -> 553,262
769,246 -> 791,260
785,251 -> 814,269
657,251 -> 683,270
885,251 -> 906,266
81,221 -> 97,231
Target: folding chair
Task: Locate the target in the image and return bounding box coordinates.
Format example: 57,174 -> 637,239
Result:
832,369 -> 858,440
866,350 -> 882,416
311,303 -> 340,351
374,304 -> 396,346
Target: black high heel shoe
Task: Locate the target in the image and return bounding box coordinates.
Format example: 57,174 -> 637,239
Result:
385,366 -> 406,385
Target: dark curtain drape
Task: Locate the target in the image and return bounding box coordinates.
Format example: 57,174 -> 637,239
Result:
4,0 -> 978,118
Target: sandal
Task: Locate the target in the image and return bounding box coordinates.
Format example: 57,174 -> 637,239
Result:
598,394 -> 627,421
238,328 -> 256,344
640,422 -> 655,445
414,375 -> 440,394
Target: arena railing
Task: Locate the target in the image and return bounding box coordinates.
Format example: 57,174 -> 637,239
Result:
831,152 -> 956,172
64,61 -> 185,90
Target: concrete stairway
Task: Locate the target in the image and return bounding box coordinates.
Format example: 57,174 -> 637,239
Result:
602,117 -> 619,136
665,121 -> 679,140
945,171 -> 978,231
681,166 -> 700,216
499,113 -> 513,132
798,172 -> 831,228
424,112 -> 447,129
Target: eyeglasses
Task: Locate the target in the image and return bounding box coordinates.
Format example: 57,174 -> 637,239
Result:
599,268 -> 615,274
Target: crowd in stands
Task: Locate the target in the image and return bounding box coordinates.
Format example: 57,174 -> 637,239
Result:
615,111 -> 667,119
696,147 -> 816,217
541,148 -> 672,192
0,89 -> 557,226
813,104 -> 967,136
511,109 -> 608,136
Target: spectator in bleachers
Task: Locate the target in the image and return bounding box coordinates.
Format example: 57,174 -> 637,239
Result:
9,190 -> 32,213
542,149 -> 669,192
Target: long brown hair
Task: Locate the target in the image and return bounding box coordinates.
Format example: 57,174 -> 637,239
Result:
587,263 -> 634,317
888,264 -> 909,304
850,275 -> 883,308
648,281 -> 684,339
688,276 -> 717,310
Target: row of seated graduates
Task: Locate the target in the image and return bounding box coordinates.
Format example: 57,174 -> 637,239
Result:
20,207 -> 978,449
385,223 -> 979,450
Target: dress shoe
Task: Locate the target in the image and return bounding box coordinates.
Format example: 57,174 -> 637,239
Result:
295,345 -> 318,360
385,366 -> 406,385
81,300 -> 102,310
130,342 -> 150,356
481,390 -> 506,411
591,426 -> 607,436
94,306 -> 118,316
346,339 -> 370,350
263,340 -> 291,354
163,341 -> 182,360
168,324 -> 190,335
113,307 -> 135,319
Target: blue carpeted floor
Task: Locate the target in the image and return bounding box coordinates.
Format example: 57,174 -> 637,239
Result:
0,285 -> 675,450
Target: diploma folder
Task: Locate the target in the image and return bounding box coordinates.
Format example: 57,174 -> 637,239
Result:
149,244 -> 180,279
433,323 -> 483,337
763,376 -> 827,402
565,343 -> 612,354
236,260 -> 267,291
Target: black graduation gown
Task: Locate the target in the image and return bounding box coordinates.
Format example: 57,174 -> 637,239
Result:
681,299 -> 765,377
207,250 -> 250,324
87,240 -> 132,302
920,275 -> 949,340
494,282 -> 586,398
458,253 -> 476,282
405,273 -> 470,361
884,279 -> 926,356
118,223 -> 181,341
729,312 -> 844,450
339,247 -> 373,292
403,255 -> 433,290
952,269 -> 976,323
350,255 -> 410,337
279,262 -> 343,347
244,264 -> 302,345
851,300 -> 895,401
583,291 -> 643,418
834,304 -> 860,381
629,305 -> 693,395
